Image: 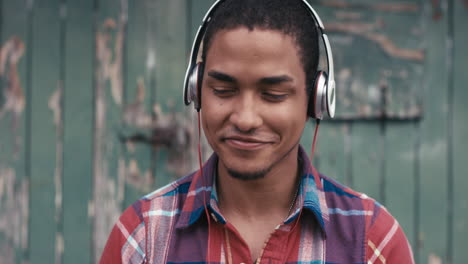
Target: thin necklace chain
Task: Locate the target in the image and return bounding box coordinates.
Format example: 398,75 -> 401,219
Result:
287,183 -> 300,216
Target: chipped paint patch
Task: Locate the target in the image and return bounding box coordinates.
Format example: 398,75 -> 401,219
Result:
428,253 -> 442,264
0,166 -> 29,255
96,18 -> 124,105
402,139 -> 446,161
124,159 -> 154,193
122,79 -> 195,177
0,36 -> 26,117
320,1 -> 419,12
48,83 -> 64,264
0,36 -> 26,158
327,22 -> 424,62
93,10 -> 128,261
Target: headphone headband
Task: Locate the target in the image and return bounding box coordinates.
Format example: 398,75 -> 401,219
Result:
183,0 -> 336,119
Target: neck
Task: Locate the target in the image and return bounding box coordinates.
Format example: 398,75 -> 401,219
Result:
216,150 -> 301,219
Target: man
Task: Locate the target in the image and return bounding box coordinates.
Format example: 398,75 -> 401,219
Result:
100,0 -> 414,263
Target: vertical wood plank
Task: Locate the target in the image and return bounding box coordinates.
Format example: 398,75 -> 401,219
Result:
309,122 -> 348,184
184,0 -> 217,174
418,0 -> 449,262
351,124 -> 382,202
93,0 -> 127,261
452,1 -> 468,263
384,123 -> 416,249
122,0 -> 154,208
0,0 -> 29,263
61,0 -> 94,263
28,0 -> 62,263
152,0 -> 193,183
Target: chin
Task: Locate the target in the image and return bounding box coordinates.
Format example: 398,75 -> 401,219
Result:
226,167 -> 270,181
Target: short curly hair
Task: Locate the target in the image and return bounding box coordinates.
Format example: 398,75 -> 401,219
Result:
201,0 -> 320,95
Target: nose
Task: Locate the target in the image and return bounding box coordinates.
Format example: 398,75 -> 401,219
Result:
229,95 -> 263,133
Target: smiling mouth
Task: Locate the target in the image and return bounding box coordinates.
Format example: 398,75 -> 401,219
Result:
223,137 -> 272,150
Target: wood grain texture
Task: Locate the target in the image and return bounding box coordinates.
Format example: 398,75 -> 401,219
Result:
311,122 -> 348,184
61,0 -> 94,263
385,123 -> 416,249
0,0 -> 29,262
418,0 -> 450,263
28,0 -> 62,263
452,1 -> 468,263
92,0 -> 127,261
0,1 -> 466,264
122,0 -> 156,209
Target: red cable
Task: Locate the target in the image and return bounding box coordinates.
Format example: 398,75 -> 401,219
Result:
198,111 -> 212,263
310,119 -> 320,162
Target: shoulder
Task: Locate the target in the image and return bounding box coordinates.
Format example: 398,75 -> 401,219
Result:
318,174 -> 414,263
319,173 -> 377,214
99,172 -> 197,264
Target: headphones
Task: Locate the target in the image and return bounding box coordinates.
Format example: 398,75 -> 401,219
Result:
183,0 -> 336,120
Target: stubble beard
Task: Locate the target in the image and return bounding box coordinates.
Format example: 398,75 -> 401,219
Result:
224,141 -> 300,181
226,167 -> 271,181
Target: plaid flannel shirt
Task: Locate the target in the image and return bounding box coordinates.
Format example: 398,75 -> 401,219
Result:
100,146 -> 414,264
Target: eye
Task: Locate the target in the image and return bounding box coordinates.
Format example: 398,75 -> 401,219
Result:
262,92 -> 288,102
212,86 -> 237,97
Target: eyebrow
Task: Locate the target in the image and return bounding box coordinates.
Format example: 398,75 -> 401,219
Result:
207,70 -> 293,85
207,70 -> 237,83
258,75 -> 293,85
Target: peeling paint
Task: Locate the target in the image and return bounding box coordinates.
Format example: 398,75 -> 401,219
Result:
55,232 -> 64,264
96,18 -> 124,105
335,11 -> 362,20
402,139 -> 446,161
319,1 -> 419,12
0,36 -> 26,117
94,9 -> 128,261
431,0 -> 443,20
0,36 -> 26,158
48,84 -> 63,264
122,79 -> 194,177
0,167 -> 29,254
428,253 -> 442,264
48,84 -> 62,126
125,159 -> 153,193
123,78 -> 153,128
327,22 -> 425,62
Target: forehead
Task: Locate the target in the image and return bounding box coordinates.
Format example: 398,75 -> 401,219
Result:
204,27 -> 304,77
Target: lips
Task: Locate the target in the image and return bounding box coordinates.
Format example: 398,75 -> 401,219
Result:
222,135 -> 275,151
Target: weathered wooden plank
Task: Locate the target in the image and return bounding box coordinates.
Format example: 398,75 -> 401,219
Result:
181,0 -> 218,176
350,124 -> 382,202
28,0 -> 62,263
418,0 -> 449,262
309,122 -> 348,184
384,123 -> 416,250
0,0 -> 30,263
93,0 -> 127,261
61,0 -> 94,263
310,0 -> 423,120
452,1 -> 468,263
151,0 -> 194,183
0,0 -> 30,262
122,0 -> 154,208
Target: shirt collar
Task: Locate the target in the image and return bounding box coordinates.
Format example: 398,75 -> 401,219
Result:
175,146 -> 329,235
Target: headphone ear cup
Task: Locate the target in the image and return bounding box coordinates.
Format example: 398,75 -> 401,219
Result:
196,62 -> 205,110
311,71 -> 328,120
188,63 -> 204,111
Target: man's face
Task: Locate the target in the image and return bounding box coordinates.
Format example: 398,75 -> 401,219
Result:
201,27 -> 309,180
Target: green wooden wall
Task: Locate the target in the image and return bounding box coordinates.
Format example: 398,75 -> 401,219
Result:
0,0 -> 466,263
